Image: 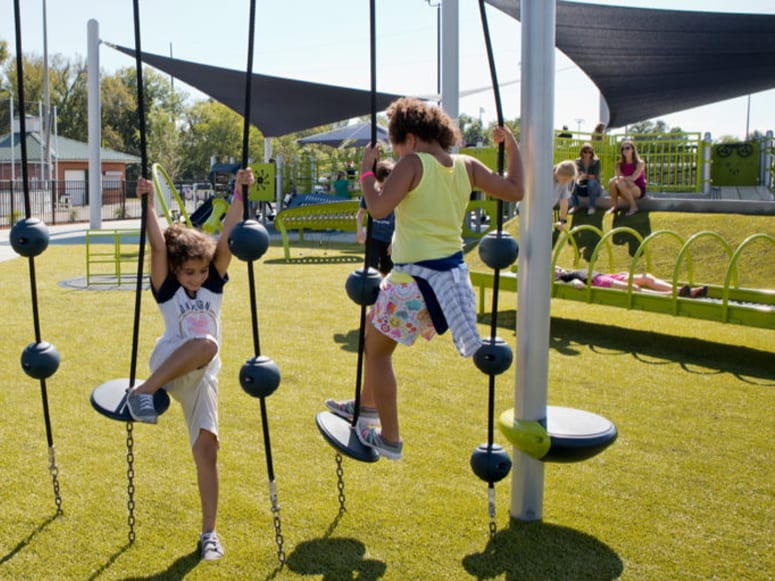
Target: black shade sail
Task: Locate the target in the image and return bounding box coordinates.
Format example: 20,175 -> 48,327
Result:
485,0 -> 775,128
109,44 -> 404,137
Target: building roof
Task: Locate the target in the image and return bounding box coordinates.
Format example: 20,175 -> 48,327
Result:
0,132 -> 141,163
485,0 -> 775,128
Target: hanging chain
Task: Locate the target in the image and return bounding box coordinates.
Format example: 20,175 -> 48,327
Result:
47,445 -> 63,514
335,453 -> 346,515
268,480 -> 285,565
488,486 -> 497,538
126,421 -> 136,544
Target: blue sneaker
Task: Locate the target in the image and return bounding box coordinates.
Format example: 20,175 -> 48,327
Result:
324,399 -> 379,424
126,391 -> 158,424
356,425 -> 403,460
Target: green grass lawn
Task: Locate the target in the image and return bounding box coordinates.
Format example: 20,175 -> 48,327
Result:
0,217 -> 773,580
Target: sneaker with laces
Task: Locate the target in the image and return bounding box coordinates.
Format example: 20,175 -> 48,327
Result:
356,425 -> 403,460
587,207 -> 596,215
126,391 -> 158,424
200,531 -> 224,561
324,399 -> 379,423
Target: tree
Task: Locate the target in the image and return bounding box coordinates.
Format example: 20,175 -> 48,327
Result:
178,99 -> 264,179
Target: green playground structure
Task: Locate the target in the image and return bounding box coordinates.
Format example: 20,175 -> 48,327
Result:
470,225 -> 775,329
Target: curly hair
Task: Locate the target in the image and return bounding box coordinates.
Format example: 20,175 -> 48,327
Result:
386,97 -> 461,151
163,224 -> 217,273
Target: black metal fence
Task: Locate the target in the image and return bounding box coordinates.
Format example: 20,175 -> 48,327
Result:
1,180 -> 144,229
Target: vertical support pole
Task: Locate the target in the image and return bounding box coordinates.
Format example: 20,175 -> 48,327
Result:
87,19 -> 102,229
702,132 -> 712,197
763,130 -> 773,191
440,0 -> 459,121
511,0 -> 555,522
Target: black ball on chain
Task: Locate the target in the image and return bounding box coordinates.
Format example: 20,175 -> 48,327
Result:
10,217 -> 50,258
478,231 -> 518,271
470,443 -> 512,483
228,220 -> 269,262
20,341 -> 60,380
345,267 -> 382,306
239,355 -> 281,399
473,337 -> 513,375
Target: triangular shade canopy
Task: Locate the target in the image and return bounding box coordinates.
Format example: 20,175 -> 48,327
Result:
485,0 -> 775,128
110,44 -> 404,137
297,121 -> 389,148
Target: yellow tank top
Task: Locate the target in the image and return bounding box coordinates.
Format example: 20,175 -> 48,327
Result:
391,152 -> 471,264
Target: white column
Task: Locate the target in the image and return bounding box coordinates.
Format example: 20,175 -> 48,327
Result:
599,94 -> 610,129
702,132 -> 712,197
87,19 -> 102,229
764,130 -> 774,191
511,0 -> 556,522
440,0 -> 459,121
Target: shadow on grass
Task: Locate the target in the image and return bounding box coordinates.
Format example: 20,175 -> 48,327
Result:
334,328 -> 360,352
114,547 -> 199,581
480,311 -> 775,383
462,520 -> 623,580
0,511 -> 60,566
285,537 -> 386,580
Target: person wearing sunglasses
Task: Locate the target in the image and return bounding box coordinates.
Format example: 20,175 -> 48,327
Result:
571,143 -> 603,215
608,139 -> 647,216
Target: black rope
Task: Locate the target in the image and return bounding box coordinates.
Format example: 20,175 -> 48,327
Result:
478,0 -> 508,446
351,0 -> 379,429
128,0 -> 149,392
13,0 -> 62,514
478,0 -> 511,538
238,0 -> 285,564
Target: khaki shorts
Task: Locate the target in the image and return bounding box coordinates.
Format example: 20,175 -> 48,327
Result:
149,336 -> 220,448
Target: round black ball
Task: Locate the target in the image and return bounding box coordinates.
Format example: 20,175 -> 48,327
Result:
470,443 -> 512,483
473,337 -> 513,375
345,267 -> 382,306
478,231 -> 518,271
20,341 -> 60,380
228,220 -> 269,262
239,355 -> 281,398
10,218 -> 50,258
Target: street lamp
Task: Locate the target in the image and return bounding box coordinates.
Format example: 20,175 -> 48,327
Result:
575,118 -> 585,134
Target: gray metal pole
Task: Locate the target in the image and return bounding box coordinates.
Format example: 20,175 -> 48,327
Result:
42,0 -> 52,188
702,132 -> 712,197
511,0 -> 555,522
440,0 -> 459,121
10,96 -> 15,184
87,19 -> 102,229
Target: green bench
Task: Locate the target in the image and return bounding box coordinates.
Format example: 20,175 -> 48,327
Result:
274,199 -> 500,261
274,200 -> 360,260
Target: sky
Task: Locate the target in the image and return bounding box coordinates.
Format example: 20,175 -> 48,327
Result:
1,0 -> 774,141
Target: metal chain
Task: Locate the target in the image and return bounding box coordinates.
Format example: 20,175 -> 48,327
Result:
126,421 -> 136,544
268,480 -> 285,565
47,445 -> 63,514
335,453 -> 346,515
488,486 -> 497,538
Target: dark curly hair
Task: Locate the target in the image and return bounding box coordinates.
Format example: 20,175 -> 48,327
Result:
163,224 -> 217,273
386,97 -> 461,151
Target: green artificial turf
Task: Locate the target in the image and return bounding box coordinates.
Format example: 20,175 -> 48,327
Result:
0,215 -> 773,579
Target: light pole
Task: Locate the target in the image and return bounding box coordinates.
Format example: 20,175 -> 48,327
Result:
575,117 -> 585,135
426,0 -> 441,101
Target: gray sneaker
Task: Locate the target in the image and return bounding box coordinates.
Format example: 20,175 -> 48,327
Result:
324,399 -> 379,424
356,425 -> 403,460
126,391 -> 158,424
200,531 -> 224,561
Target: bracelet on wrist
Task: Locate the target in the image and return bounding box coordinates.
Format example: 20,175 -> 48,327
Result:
359,171 -> 376,184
